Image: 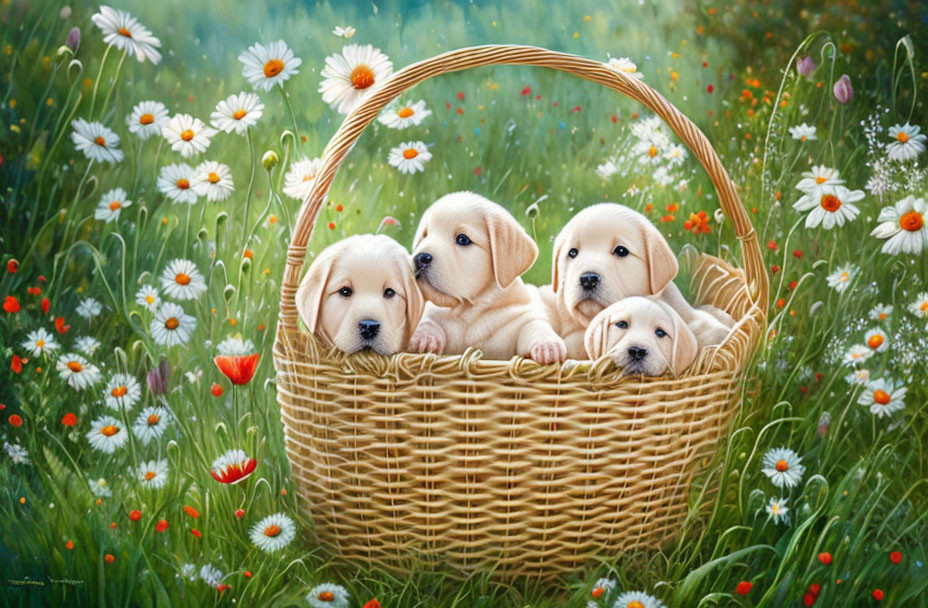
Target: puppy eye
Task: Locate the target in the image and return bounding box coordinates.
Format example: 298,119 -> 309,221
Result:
338,286 -> 353,297
615,320 -> 628,329
567,248 -> 578,258
455,233 -> 472,246
655,328 -> 667,338
613,245 -> 630,257
383,288 -> 396,299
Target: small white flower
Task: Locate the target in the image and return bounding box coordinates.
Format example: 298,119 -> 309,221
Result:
103,373 -> 142,410
74,335 -> 101,355
192,161 -> 234,202
4,442 -> 30,465
71,119 -> 125,164
91,5 -> 162,64
306,583 -> 351,608
765,496 -> 790,525
76,297 -> 103,320
249,512 -> 296,553
387,141 -> 432,174
378,99 -> 432,129
162,114 -> 217,158
761,447 -> 806,489
795,165 -> 844,193
793,184 -> 863,229
885,123 -> 926,162
858,378 -> 906,418
135,285 -> 161,311
332,25 -> 356,38
282,157 -> 323,201
845,368 -> 871,386
869,304 -> 893,322
870,195 -> 928,255
199,564 -> 224,588
789,123 -> 817,142
135,459 -> 169,489
88,477 -> 112,498
157,163 -> 199,204
132,406 -> 171,445
126,100 -> 169,140
216,336 -> 255,356
613,591 -> 665,608
663,144 -> 687,166
94,187 -> 132,223
909,292 -> 928,318
21,328 -> 59,357
210,92 -> 264,135
239,40 -> 302,92
864,328 -> 889,352
605,56 -> 644,80
150,302 -> 197,347
826,263 -> 857,292
86,415 -> 129,453
56,354 -> 102,390
843,344 -> 872,366
160,259 -> 207,301
319,44 -> 393,114
596,159 -> 620,180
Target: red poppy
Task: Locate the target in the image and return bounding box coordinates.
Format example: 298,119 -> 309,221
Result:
191,529 -> 202,539
104,554 -> 115,564
9,414 -> 23,427
3,295 -> 20,313
210,383 -> 224,397
41,297 -> 50,314
54,317 -> 70,334
217,584 -> 231,592
520,86 -> 531,96
793,250 -> 804,258
767,240 -> 778,251
771,264 -> 780,274
37,275 -> 46,282
808,584 -> 821,596
243,571 -> 252,578
363,601 -> 381,608
11,355 -> 23,374
735,581 -> 753,596
818,552 -> 832,565
889,551 -> 902,564
61,412 -> 77,427
129,510 -> 142,522
802,592 -> 816,606
235,509 -> 245,519
873,589 -> 884,601
27,287 -> 41,296
213,353 -> 260,385
184,505 -> 200,519
155,519 -> 169,533
211,452 -> 257,484
6,259 -> 18,274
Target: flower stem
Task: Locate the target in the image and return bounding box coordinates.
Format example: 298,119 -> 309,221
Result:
240,129 -> 256,246
280,86 -> 303,152
88,44 -> 113,118
97,48 -> 128,121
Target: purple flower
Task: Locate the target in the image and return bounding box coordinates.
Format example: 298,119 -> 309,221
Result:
796,56 -> 815,76
833,74 -> 853,105
65,27 -> 80,53
147,359 -> 171,395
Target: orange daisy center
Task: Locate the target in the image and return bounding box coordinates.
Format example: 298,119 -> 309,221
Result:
402,148 -> 419,160
900,210 -> 924,232
111,385 -> 128,398
118,27 -> 132,38
180,129 -> 194,141
109,201 -> 122,211
67,360 -> 83,373
775,459 -> 789,472
873,389 -> 892,405
264,525 -> 281,537
147,414 -> 161,425
264,59 -> 284,78
94,136 -> 107,146
165,317 -> 179,330
628,602 -> 645,608
648,145 -> 658,158
922,301 -> 928,312
207,172 -> 220,184
897,131 -> 909,143
36,339 -> 45,347
101,425 -> 119,437
176,178 -> 190,190
815,175 -> 827,184
318,591 -> 335,601
867,334 -> 884,349
820,194 -> 841,212
175,273 -> 191,286
145,471 -> 156,481
350,64 -> 375,89
139,113 -> 154,125
397,107 -> 414,118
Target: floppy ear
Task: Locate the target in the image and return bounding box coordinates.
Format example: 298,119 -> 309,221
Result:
295,247 -> 336,337
400,260 -> 425,345
639,219 -> 679,294
412,208 -> 430,250
668,308 -> 699,375
486,209 -> 538,288
550,227 -> 567,293
583,311 -> 611,360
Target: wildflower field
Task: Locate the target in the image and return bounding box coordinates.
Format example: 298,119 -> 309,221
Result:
2,0 -> 928,606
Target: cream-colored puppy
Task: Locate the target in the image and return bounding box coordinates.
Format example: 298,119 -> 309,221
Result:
584,296 -> 698,376
296,234 -> 424,356
408,191 -> 567,364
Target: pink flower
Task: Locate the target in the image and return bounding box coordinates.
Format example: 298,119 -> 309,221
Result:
796,56 -> 815,76
833,74 -> 853,104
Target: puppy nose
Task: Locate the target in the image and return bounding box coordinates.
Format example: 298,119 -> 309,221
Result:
414,252 -> 432,271
358,319 -> 380,340
628,346 -> 648,361
579,272 -> 600,290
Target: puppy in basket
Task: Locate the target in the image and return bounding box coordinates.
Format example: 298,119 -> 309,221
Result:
295,234 -> 424,355
408,191 -> 567,364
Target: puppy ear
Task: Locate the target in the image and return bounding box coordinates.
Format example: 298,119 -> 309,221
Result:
583,311 -> 610,359
639,219 -> 678,294
412,208 -> 430,250
400,260 -> 425,345
668,308 -> 699,375
550,228 -> 566,293
486,209 -> 538,288
295,247 -> 335,337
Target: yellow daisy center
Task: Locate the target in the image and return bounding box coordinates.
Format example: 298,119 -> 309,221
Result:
350,64 -> 375,89
180,129 -> 194,141
402,148 -> 419,159
175,273 -> 191,286
628,602 -> 645,608
233,109 -> 247,120
897,131 -> 909,143
264,58 -> 284,78
36,339 -> 45,348
165,317 -> 179,330
145,295 -> 155,305
101,425 -> 119,437
921,301 -> 928,312
801,135 -> 807,142
873,389 -> 891,405
900,210 -> 924,232
109,201 -> 122,211
139,113 -> 154,125
207,172 -> 220,184
820,194 -> 841,212
264,525 -> 281,537
867,334 -> 884,349
839,272 -> 849,282
648,145 -> 658,158
67,360 -> 83,373
397,107 -> 414,118
775,459 -> 789,472
815,176 -> 827,184
176,178 -> 190,190
147,414 -> 160,425
111,385 -> 128,398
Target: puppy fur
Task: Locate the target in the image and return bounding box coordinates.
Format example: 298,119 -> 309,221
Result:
584,296 -> 698,376
296,234 -> 424,356
408,191 -> 567,364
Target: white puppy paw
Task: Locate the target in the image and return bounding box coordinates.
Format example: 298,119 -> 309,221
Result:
529,337 -> 567,365
408,323 -> 446,354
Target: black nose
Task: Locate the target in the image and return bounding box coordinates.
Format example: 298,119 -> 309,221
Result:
414,252 -> 432,272
579,272 -> 600,290
628,346 -> 648,361
358,319 -> 380,340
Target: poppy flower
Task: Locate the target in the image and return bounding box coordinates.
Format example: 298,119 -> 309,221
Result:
54,317 -> 70,334
7,259 -> 18,273
873,589 -> 884,601
735,581 -> 753,595
3,295 -> 20,313
41,297 -> 50,314
217,584 -> 231,592
184,505 -> 200,518
890,551 -> 902,564
235,509 -> 245,519
243,571 -> 252,578
27,287 -> 41,296
363,601 -> 381,608
210,449 -> 257,484
61,412 -> 77,427
104,554 -> 115,564
803,592 -> 816,606
191,529 -> 202,538
11,355 -> 23,374
9,414 -> 23,427
210,383 -> 224,397
818,552 -> 832,565
129,510 -> 142,521
213,353 -> 260,385
155,519 -> 169,533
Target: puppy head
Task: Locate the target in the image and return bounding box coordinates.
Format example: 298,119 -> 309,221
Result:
412,191 -> 538,306
584,296 -> 697,376
296,234 -> 424,355
551,203 -> 678,326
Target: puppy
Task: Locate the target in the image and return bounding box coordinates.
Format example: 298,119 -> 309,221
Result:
408,191 -> 567,364
296,234 -> 424,355
584,296 -> 698,376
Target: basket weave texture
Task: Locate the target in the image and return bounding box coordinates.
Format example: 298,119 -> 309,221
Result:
273,45 -> 768,580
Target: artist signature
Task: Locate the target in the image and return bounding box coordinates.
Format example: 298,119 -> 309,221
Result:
6,576 -> 85,588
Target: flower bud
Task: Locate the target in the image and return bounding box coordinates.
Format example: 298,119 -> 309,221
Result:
65,27 -> 80,52
262,150 -> 279,171
796,56 -> 814,76
147,359 -> 171,395
833,74 -> 853,105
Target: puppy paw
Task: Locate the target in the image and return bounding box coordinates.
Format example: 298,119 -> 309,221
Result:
529,337 -> 567,365
408,323 -> 446,354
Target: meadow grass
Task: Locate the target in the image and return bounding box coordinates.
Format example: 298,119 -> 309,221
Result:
1,0 -> 927,606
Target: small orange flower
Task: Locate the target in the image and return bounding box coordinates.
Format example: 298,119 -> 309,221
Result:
214,353 -> 260,385
683,211 -> 711,234
65,540 -> 74,550
191,529 -> 202,538
211,383 -> 224,397
61,412 -> 77,427
129,510 -> 142,522
184,505 -> 200,519
9,414 -> 23,427
104,554 -> 115,564
155,519 -> 169,533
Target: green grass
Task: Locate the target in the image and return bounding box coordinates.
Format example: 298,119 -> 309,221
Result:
1,0 -> 927,606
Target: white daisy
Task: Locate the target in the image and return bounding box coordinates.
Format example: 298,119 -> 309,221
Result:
663,144 -> 687,166
199,564 -> 224,588
135,285 -> 161,312
605,56 -> 644,80
909,292 -> 928,318
843,344 -> 872,366
858,378 -> 906,418
71,119 -> 125,164
885,123 -> 926,162
306,583 -> 351,608
88,477 -> 112,498
91,5 -> 162,64
249,512 -> 296,553
592,577 -> 617,597
282,157 -> 323,201
150,302 -> 197,347
135,459 -> 169,489
126,100 -> 169,140
387,141 -> 432,174
869,304 -> 893,322
4,442 -> 30,465
103,373 -> 142,410
76,297 -> 103,320
377,99 -> 432,129
765,496 -> 790,525
86,415 -> 129,453
845,368 -> 871,386
793,184 -> 862,229
160,259 -> 207,300
157,163 -> 199,204
192,161 -> 234,202
870,196 -> 928,256
94,187 -> 132,223
795,165 -> 844,193
761,447 -> 806,489
864,328 -> 889,352
332,25 -> 355,38
21,328 -> 59,357
74,335 -> 101,355
826,263 -> 857,292
319,44 -> 393,115
238,40 -> 302,92
613,591 -> 665,608
162,114 -> 217,158
216,336 -> 255,356
56,353 -> 101,390
788,123 -> 817,142
632,134 -> 669,166
132,406 -> 171,445
630,116 -> 668,144
210,92 -> 264,135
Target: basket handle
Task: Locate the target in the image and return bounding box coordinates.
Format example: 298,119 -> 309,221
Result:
279,44 -> 768,335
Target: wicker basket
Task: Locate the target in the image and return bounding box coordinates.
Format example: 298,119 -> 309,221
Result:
273,45 -> 768,580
